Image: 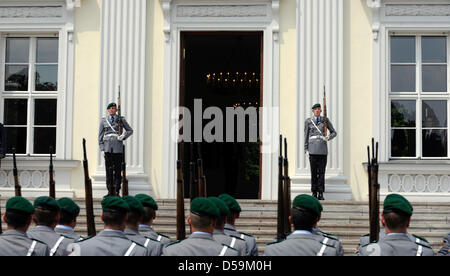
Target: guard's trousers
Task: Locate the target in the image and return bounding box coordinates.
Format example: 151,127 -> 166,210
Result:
105,152 -> 123,195
309,154 -> 327,193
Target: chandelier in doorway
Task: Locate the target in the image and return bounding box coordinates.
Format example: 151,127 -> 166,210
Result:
205,72 -> 260,89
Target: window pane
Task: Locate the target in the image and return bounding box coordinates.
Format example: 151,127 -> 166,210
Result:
36,38 -> 59,63
5,127 -> 27,154
6,38 -> 29,63
391,65 -> 416,92
423,130 -> 447,158
4,99 -> 27,125
5,65 -> 29,91
34,99 -> 57,125
35,65 -> 58,91
33,127 -> 56,154
391,129 -> 416,157
392,100 -> 416,127
391,36 -> 416,63
422,36 -> 447,63
423,100 -> 447,128
422,65 -> 447,92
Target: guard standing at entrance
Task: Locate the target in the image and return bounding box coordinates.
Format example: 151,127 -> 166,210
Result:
304,103 -> 337,200
98,103 -> 133,197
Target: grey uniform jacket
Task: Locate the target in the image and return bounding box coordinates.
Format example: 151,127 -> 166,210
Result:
438,233 -> 450,256
55,226 -> 82,243
124,228 -> 163,256
213,229 -> 247,256
304,117 -> 337,155
263,233 -> 339,256
70,230 -> 149,256
0,230 -> 50,256
99,116 -> 133,153
138,225 -> 172,245
224,223 -> 258,256
27,226 -> 72,256
162,232 -> 239,256
356,234 -> 434,256
312,228 -> 344,256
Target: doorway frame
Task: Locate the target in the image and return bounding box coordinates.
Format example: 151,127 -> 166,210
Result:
161,0 -> 280,200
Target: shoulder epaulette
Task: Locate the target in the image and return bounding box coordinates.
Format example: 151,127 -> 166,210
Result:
229,234 -> 245,241
413,234 -> 429,243
360,241 -> 378,248
238,231 -> 254,238
144,236 -> 160,243
75,236 -> 94,243
165,240 -> 181,248
319,231 -> 340,241
30,238 -> 47,245
361,234 -> 370,237
413,235 -> 432,249
132,240 -> 146,248
222,243 -> 238,252
266,239 -> 283,246
156,232 -> 171,239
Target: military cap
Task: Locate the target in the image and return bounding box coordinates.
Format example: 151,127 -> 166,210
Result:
208,197 -> 230,217
190,197 -> 220,218
293,194 -> 323,216
107,102 -> 117,109
383,194 -> 413,216
34,196 -> 61,211
135,194 -> 158,210
312,103 -> 321,110
101,196 -> 130,213
6,196 -> 35,214
57,197 -> 80,217
122,196 -> 145,215
218,194 -> 242,213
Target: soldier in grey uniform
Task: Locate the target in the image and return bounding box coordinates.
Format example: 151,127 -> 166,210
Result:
122,195 -> 163,256
304,103 -> 337,200
55,198 -> 82,242
99,102 -> 133,197
69,196 -> 149,256
0,197 -> 49,256
264,194 -> 339,256
219,193 -> 258,256
27,196 -> 72,256
135,193 -> 171,245
162,197 -> 239,256
209,197 -> 247,256
356,194 -> 434,256
438,233 -> 450,256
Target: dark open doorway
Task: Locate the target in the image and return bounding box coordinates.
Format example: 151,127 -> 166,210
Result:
180,32 -> 263,199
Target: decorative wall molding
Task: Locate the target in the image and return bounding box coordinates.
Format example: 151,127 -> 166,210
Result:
385,4 -> 450,17
176,5 -> 267,18
388,174 -> 450,193
0,6 -> 63,18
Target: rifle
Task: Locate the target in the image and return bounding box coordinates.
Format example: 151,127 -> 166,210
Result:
197,143 -> 207,198
176,159 -> 186,240
0,194 -> 3,234
117,86 -> 122,136
323,86 -> 328,137
121,145 -> 129,197
283,138 -> 291,237
189,143 -> 198,202
367,138 -> 380,243
276,135 -> 286,241
0,123 -> 5,168
49,146 -> 56,199
12,148 -> 21,197
82,139 -> 96,237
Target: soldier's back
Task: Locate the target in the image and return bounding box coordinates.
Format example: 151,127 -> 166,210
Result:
163,233 -> 239,256
224,224 -> 258,256
358,234 -> 434,256
312,228 -> 344,256
138,225 -> 171,245
213,229 -> 247,256
438,233 -> 450,256
73,230 -> 149,256
55,226 -> 82,243
124,228 -> 163,256
264,233 -> 338,256
0,230 -> 49,256
27,226 -> 71,256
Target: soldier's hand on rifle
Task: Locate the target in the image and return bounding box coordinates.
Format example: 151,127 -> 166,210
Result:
118,134 -> 125,141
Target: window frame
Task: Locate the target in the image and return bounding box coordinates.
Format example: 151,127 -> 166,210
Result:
0,33 -> 61,157
388,33 -> 450,160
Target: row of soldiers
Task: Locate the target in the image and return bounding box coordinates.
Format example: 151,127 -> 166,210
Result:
1,192 -> 449,256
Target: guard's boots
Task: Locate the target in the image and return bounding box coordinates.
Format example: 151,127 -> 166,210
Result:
313,192 -> 318,199
318,192 -> 324,201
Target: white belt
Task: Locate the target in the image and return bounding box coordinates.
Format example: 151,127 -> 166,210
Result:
309,135 -> 326,141
317,237 -> 329,256
125,242 -> 137,256
50,236 -> 65,256
105,133 -> 119,138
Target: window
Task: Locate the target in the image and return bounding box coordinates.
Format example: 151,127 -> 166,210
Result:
390,35 -> 449,159
1,35 -> 58,155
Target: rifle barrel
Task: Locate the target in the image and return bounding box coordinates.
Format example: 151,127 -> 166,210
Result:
12,148 -> 21,197
82,139 -> 96,237
176,160 -> 186,240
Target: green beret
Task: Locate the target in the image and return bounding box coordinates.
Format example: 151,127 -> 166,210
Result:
107,102 -> 117,109
208,197 -> 230,217
135,194 -> 158,210
57,198 -> 80,217
6,197 -> 35,214
122,196 -> 145,215
190,197 -> 220,218
101,197 -> 130,213
34,196 -> 61,212
312,103 -> 321,110
218,194 -> 242,213
293,194 -> 323,216
383,194 -> 413,216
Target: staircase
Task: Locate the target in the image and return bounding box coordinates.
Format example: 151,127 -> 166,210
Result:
1,198 -> 449,256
